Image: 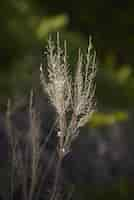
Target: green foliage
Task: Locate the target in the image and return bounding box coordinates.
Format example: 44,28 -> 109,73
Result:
1,0 -> 134,110
89,112 -> 128,127
0,0 -> 69,105
97,56 -> 134,109
36,15 -> 68,40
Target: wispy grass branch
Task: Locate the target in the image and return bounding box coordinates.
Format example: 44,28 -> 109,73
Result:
40,33 -> 97,200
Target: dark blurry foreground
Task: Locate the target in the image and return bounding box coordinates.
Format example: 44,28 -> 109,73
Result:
0,92 -> 134,199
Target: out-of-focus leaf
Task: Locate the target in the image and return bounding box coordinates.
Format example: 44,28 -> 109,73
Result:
115,65 -> 132,84
114,111 -> 128,121
36,15 -> 68,40
89,112 -> 128,127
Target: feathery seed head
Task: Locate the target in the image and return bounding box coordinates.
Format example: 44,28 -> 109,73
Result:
40,33 -> 96,156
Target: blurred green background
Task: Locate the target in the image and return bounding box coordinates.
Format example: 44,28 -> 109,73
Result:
1,0 -> 134,111
1,0 -> 134,199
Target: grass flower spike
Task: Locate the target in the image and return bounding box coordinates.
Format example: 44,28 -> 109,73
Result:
40,33 -> 97,157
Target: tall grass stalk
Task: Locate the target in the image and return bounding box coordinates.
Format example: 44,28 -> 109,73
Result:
40,33 -> 97,200
6,33 -> 96,200
6,94 -> 43,200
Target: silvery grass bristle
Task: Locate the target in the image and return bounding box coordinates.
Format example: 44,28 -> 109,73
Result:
40,33 -> 97,158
